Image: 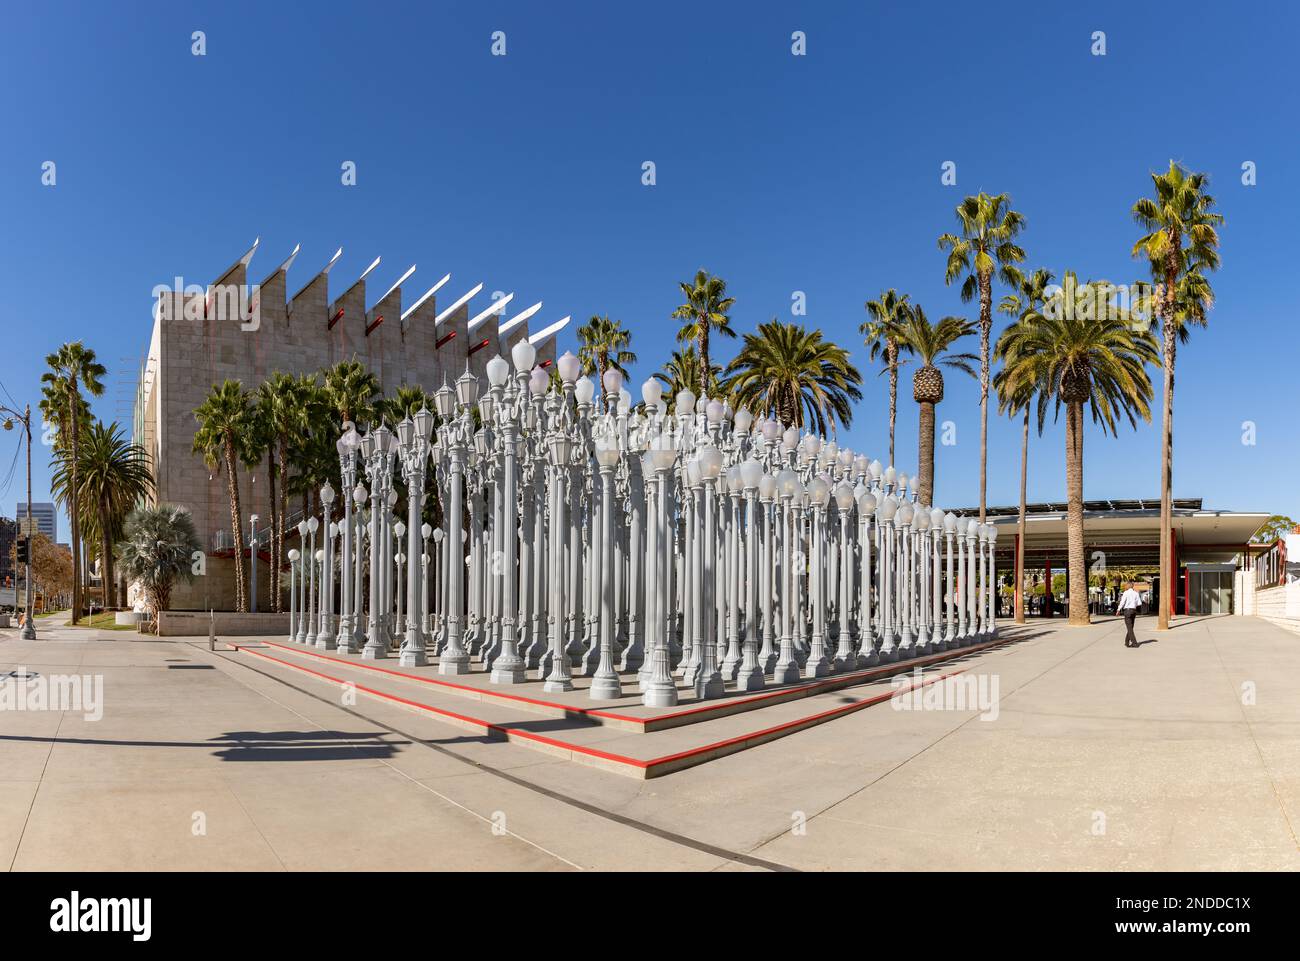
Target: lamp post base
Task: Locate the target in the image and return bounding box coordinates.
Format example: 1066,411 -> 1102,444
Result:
439,652 -> 470,675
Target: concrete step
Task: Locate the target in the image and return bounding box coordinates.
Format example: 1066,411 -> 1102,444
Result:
229,635 -> 1009,778
251,632 -> 1008,733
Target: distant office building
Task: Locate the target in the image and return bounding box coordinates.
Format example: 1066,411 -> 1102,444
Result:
0,516 -> 13,586
134,240 -> 570,610
15,502 -> 57,542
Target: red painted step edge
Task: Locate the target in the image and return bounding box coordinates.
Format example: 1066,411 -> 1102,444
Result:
231,643 -> 962,777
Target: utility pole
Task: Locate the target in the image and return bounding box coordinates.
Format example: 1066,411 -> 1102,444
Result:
2,403 -> 36,639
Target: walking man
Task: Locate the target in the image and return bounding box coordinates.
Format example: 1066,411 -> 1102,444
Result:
1117,581 -> 1143,648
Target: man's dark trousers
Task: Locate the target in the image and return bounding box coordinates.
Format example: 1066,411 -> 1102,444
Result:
1123,610 -> 1137,646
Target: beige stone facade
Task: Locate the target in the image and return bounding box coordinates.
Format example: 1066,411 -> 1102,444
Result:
135,244 -> 568,611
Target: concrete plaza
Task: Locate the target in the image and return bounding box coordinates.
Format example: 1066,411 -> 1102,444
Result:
1,613 -> 1297,871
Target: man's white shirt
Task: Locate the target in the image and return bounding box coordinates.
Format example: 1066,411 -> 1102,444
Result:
1118,588 -> 1143,612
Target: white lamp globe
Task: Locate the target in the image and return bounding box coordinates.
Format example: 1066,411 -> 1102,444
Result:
618,387 -> 632,412
868,459 -> 883,481
930,507 -> 945,528
883,465 -> 897,486
914,509 -> 930,530
944,512 -> 958,533
602,368 -> 623,396
307,516 -> 319,533
834,482 -> 855,511
288,548 -> 300,561
556,351 -> 580,385
511,338 -> 536,372
800,433 -> 819,457
897,472 -> 909,492
781,427 -> 799,452
897,501 -> 914,526
529,366 -> 549,396
698,445 -> 723,479
726,464 -> 744,493
675,388 -> 696,416
394,521 -> 406,538
642,379 -> 662,407
808,476 -> 830,506
695,395 -> 709,416
880,495 -> 899,522
759,473 -> 778,500
575,377 -> 596,406
485,354 -> 510,388
733,407 -> 753,433
706,399 -> 724,425
740,458 -> 763,489
320,481 -> 335,505
353,484 -> 367,505
987,524 -> 999,542
777,468 -> 799,497
762,418 -> 781,442
315,549 -> 325,562
421,522 -> 432,539
857,490 -> 878,514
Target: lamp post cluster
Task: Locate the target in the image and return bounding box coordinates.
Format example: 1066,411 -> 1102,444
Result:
285,348 -> 1000,707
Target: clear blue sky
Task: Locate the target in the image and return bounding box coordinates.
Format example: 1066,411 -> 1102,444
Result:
1,0 -> 1295,533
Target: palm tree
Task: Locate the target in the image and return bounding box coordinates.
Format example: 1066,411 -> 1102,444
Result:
378,385 -> 436,424
996,268 -> 1055,623
193,380 -> 255,612
323,359 -> 380,427
995,293 -> 1158,626
575,315 -> 637,408
116,504 -> 202,626
51,420 -> 153,609
860,289 -> 913,465
672,270 -> 736,395
255,372 -> 305,613
938,192 -> 1027,523
724,320 -> 863,436
41,341 -> 107,622
1131,161 -> 1223,630
653,346 -> 723,408
891,308 -> 977,506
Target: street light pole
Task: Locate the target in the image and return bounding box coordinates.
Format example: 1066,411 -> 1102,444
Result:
2,404 -> 36,640
249,514 -> 259,614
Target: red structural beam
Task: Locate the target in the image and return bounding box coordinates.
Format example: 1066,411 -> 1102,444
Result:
328,307 -> 344,330
435,330 -> 456,349
365,315 -> 383,336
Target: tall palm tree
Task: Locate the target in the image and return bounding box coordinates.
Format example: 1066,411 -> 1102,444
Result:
116,504 -> 202,625
193,380 -> 254,612
653,346 -> 723,408
938,192 -> 1027,523
323,359 -> 380,427
41,341 -> 107,622
575,315 -> 637,408
255,372 -> 305,613
995,293 -> 1158,626
891,308 -> 977,506
860,289 -> 913,465
51,420 -> 153,609
996,268 -> 1055,623
1131,161 -> 1223,629
724,320 -> 863,436
672,270 -> 736,395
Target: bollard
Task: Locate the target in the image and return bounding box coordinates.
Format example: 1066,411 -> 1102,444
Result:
209,609 -> 215,652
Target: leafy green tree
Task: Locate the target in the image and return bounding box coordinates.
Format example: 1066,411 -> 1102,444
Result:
938,192 -> 1027,522
653,346 -> 723,409
724,320 -> 862,436
996,290 -> 1158,625
1252,515 -> 1296,544
576,315 -> 636,408
672,270 -> 736,396
323,358 -> 380,426
1131,160 -> 1224,629
892,307 -> 977,506
41,341 -> 107,621
51,420 -> 153,608
193,380 -> 255,611
860,289 -> 912,466
116,504 -> 202,624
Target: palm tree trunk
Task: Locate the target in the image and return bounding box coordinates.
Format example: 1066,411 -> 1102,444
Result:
917,400 -> 935,506
1157,277 -> 1177,630
698,324 -> 710,399
69,391 -> 82,622
100,494 -> 114,609
279,436 -> 290,614
978,272 -> 992,524
887,340 -> 898,465
224,436 -> 247,612
267,457 -> 280,613
1015,406 -> 1028,624
1065,401 -> 1088,626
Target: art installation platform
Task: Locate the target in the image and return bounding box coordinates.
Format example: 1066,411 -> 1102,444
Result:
233,632 -> 1009,778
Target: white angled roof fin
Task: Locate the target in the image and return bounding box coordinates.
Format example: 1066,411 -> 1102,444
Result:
468,292 -> 514,331
400,273 -> 451,323
528,315 -> 571,346
276,243 -> 301,274
378,264 -> 417,304
321,247 -> 344,275
358,255 -> 382,283
498,301 -> 543,335
434,283 -> 483,325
